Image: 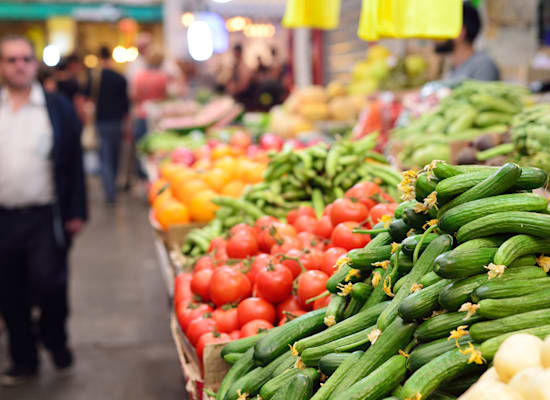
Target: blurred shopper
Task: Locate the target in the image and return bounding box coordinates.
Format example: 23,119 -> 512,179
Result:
226,44 -> 254,108
435,2 -> 500,83
90,46 -> 130,204
37,65 -> 57,93
126,32 -> 152,85
0,35 -> 87,386
56,54 -> 86,122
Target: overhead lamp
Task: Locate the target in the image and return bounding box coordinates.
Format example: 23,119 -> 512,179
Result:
181,12 -> 194,27
84,54 -> 98,68
226,16 -> 250,32
244,23 -> 276,38
212,0 -> 232,3
43,44 -> 60,67
112,45 -> 128,63
187,20 -> 214,61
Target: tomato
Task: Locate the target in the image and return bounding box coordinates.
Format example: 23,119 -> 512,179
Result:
321,247 -> 348,276
330,198 -> 368,226
313,295 -> 331,310
345,182 -> 384,210
240,319 -> 274,338
237,297 -> 276,325
212,307 -> 240,333
196,331 -> 230,361
209,266 -> 252,306
276,296 -> 305,321
209,237 -> 228,263
278,310 -> 307,326
229,330 -> 241,340
186,315 -> 217,346
191,268 -> 214,301
246,253 -> 272,284
293,215 -> 318,233
256,264 -> 294,304
287,206 -> 316,225
194,256 -> 215,272
323,203 -> 334,216
258,223 -> 296,253
297,232 -> 324,251
369,203 -> 398,225
330,222 -> 371,250
229,130 -> 251,148
314,215 -> 333,239
269,235 -> 301,255
300,249 -> 324,271
230,223 -> 257,237
297,270 -> 329,309
278,248 -> 303,278
173,273 -> 193,308
226,232 -> 259,259
254,216 -> 279,232
176,303 -> 213,332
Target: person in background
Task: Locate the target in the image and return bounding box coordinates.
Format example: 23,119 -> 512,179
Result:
226,44 -> 254,108
37,65 -> 57,93
0,34 -> 87,386
55,54 -> 86,123
125,32 -> 152,86
91,46 -> 130,205
435,2 -> 500,83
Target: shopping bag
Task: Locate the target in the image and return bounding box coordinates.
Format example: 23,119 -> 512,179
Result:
282,0 -> 341,29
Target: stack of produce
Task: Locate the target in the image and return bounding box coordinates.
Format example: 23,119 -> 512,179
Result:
181,134 -> 402,258
138,130 -> 205,157
392,80 -> 530,169
172,188 -> 397,367
459,333 -> 550,399
214,160 -> 549,400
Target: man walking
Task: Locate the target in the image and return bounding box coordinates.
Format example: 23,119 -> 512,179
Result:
0,35 -> 87,386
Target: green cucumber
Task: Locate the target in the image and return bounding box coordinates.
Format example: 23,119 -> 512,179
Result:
453,236 -> 508,251
419,271 -> 443,287
351,282 -> 373,302
394,200 -> 419,219
510,253 -> 537,267
273,351 -> 300,376
393,274 -> 408,294
427,391 -> 458,400
444,373 -> 483,396
479,324 -> 550,360
415,173 -> 438,202
478,288 -> 550,319
324,294 -> 348,327
217,347 -> 255,400
402,233 -> 440,256
318,352 -> 354,376
398,279 -> 451,321
389,219 -> 410,242
271,373 -> 315,400
221,332 -> 267,357
472,278 -> 550,302
260,367 -> 319,400
391,250 -> 414,273
327,264 -> 363,294
470,308 -> 550,341
349,246 -> 392,271
343,297 -> 366,319
403,208 -> 432,230
494,234 -> 550,266
408,335 -> 473,371
223,352 -> 243,365
415,312 -> 485,342
433,248 -> 497,279
310,351 -> 364,400
254,308 -> 326,366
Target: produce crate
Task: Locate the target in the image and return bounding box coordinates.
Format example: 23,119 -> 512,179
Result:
171,313 -> 231,400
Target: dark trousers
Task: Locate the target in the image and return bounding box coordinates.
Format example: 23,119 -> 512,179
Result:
97,120 -> 123,202
134,117 -> 148,180
0,206 -> 69,370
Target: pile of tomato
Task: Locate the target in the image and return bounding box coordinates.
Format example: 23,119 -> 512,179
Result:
172,181 -> 397,365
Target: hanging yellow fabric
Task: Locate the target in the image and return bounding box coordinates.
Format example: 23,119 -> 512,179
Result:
282,0 -> 341,30
358,0 -> 463,40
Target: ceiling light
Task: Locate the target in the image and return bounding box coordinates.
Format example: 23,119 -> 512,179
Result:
181,12 -> 194,27
43,44 -> 60,67
187,20 -> 213,61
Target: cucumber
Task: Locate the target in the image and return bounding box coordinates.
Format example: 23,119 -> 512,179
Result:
494,234 -> 550,266
470,308 -> 550,342
444,373 -> 483,396
402,233 -> 440,256
260,367 -> 319,400
221,332 -> 267,357
475,111 -> 512,127
254,308 -> 326,366
377,235 -> 453,330
324,294 -> 347,327
310,351 -> 364,400
415,312 -> 485,342
294,302 -> 389,354
472,278 -> 550,302
438,194 -> 548,233
419,271 -> 443,287
403,208 -> 432,230
318,352 -> 354,376
272,353 -> 298,376
437,163 -> 522,217
393,274 -> 407,294
332,355 -> 407,400
427,392 -> 458,400
510,254 -> 537,267
300,326 -> 376,367
478,288 -> 550,319
433,248 -> 497,279
479,324 -> 550,360
389,219 -> 410,242
408,335 -> 473,371
271,373 -> 314,400
391,250 -> 414,273
351,282 -> 372,302
348,246 -> 392,271
223,352 -> 243,365
398,279 -> 451,321
343,297 -> 366,319
217,348 -> 255,400
401,348 -> 481,399
394,200 -> 419,219
433,162 -> 466,180
327,264 -> 363,294
453,236 -> 508,251
415,173 -> 438,201
457,211 -> 550,243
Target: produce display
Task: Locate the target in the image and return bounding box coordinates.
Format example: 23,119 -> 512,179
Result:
211,160 -> 550,400
181,134 -> 402,258
138,130 -> 205,156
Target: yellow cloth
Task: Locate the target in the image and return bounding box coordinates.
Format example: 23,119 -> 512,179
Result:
282,0 -> 341,30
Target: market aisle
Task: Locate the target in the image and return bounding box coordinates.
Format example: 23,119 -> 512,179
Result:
0,178 -> 186,400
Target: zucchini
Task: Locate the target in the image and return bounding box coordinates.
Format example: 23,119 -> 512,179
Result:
348,246 -> 392,271
223,352 -> 243,365
318,352 -> 354,376
402,233 -> 440,256
479,324 -> 550,360
398,279 -> 451,321
310,350 -> 363,400
438,163 -> 522,217
351,282 -> 372,302
324,294 -> 347,327
294,301 -> 389,353
389,218 -> 410,242
403,208 -> 432,230
457,211 -> 550,243
332,355 -> 407,400
394,200 -> 418,219
377,235 -> 453,330
221,332 -> 267,357
271,373 -> 314,400
419,271 -> 443,287
343,297 -> 366,319
415,312 -> 485,342
470,308 -> 550,341
408,335 -> 473,371
472,278 -> 550,302
327,264 -> 363,294
438,194 -> 548,233
260,367 -> 319,400
494,234 -> 550,266
415,173 -> 438,202
433,248 -> 497,279
254,308 -> 326,366
217,347 -> 255,400
478,288 -> 550,319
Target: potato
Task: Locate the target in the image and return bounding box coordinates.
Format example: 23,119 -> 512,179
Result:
459,380 -> 523,400
494,334 -> 543,382
541,335 -> 550,368
508,367 -> 550,400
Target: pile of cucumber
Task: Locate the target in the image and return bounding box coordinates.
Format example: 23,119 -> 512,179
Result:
214,161 -> 550,400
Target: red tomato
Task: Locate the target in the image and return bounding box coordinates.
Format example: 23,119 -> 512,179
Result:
212,307 -> 240,333
194,256 -> 215,272
196,331 -> 230,361
278,248 -> 303,278
229,330 -> 241,340
330,222 -> 371,251
297,232 -> 324,251
297,270 -> 329,309
278,310 -> 307,326
186,315 -> 217,346
276,296 -> 305,321
323,203 -> 334,216
240,319 -> 274,338
287,206 -> 316,225
330,198 -> 368,226
300,249 -> 324,271
230,130 -> 252,148
226,232 -> 259,259
345,182 -> 383,210
254,216 -> 278,232
313,295 -> 331,310
293,215 -> 318,233
246,253 -> 272,284
369,203 -> 398,225
237,297 -> 276,325
258,223 -> 296,253
191,268 -> 214,302
230,223 -> 258,237
314,215 -> 333,239
209,237 -> 228,263
176,303 -> 213,332
321,247 -> 348,276
209,266 -> 252,306
270,235 -> 301,255
256,264 -> 294,304
173,273 -> 193,308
